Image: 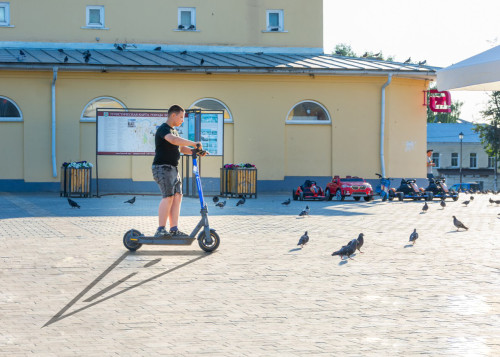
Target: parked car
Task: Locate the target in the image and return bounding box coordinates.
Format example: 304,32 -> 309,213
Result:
293,180 -> 325,201
448,182 -> 482,192
325,176 -> 374,201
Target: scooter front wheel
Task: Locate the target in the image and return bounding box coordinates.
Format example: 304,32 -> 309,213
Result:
198,229 -> 220,252
123,229 -> 142,251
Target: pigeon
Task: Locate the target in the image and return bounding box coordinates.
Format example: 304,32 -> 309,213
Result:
116,45 -> 124,51
355,233 -> 364,253
332,240 -> 357,260
453,216 -> 468,231
178,24 -> 185,29
212,196 -> 219,203
440,199 -> 446,209
470,196 -> 474,201
181,50 -> 188,55
298,205 -> 310,217
255,51 -> 264,55
200,58 -> 205,65
67,198 -> 80,209
188,24 -> 195,30
154,46 -> 161,51
404,57 -> 411,64
58,49 -> 65,54
215,200 -> 226,208
281,198 -> 291,206
297,231 -> 309,248
495,200 -> 500,205
409,229 -> 418,244
418,60 -> 427,65
124,196 -> 136,204
462,200 -> 470,207
19,50 -> 25,57
83,51 -> 91,63
236,196 -> 246,206
64,56 -> 68,63
489,197 -> 494,205
362,52 -> 369,57
422,201 -> 429,213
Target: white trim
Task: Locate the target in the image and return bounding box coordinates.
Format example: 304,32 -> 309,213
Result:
0,95 -> 23,121
177,7 -> 196,30
266,9 -> 284,32
80,96 -> 126,122
81,26 -> 109,30
189,98 -> 233,123
0,2 -> 10,26
285,100 -> 331,125
86,5 -> 105,28
0,41 -> 323,55
262,30 -> 288,33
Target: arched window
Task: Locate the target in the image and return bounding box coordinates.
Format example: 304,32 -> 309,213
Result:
286,100 -> 331,124
189,98 -> 233,123
0,96 -> 22,122
81,97 -> 126,122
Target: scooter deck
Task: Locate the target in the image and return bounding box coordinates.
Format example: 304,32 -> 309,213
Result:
130,235 -> 196,245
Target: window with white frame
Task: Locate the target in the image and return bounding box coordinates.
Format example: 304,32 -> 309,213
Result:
178,7 -> 196,30
286,101 -> 331,124
470,153 -> 477,168
86,6 -> 104,28
488,156 -> 495,168
190,98 -> 233,123
266,10 -> 284,31
81,97 -> 126,122
432,152 -> 440,168
0,96 -> 22,121
0,2 -> 10,26
451,153 -> 458,167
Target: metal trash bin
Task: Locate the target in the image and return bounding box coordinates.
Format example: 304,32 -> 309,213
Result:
60,165 -> 92,198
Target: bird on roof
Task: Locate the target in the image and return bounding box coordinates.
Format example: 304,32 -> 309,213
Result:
255,51 -> 264,55
281,198 -> 291,205
63,56 -> 68,63
362,52 -> 368,57
84,54 -> 91,63
404,57 -> 411,64
418,60 -> 427,65
297,231 -> 309,248
124,196 -> 136,204
236,196 -> 246,206
58,49 -> 65,54
19,50 -> 26,56
299,205 -> 310,217
181,50 -> 187,55
409,229 -> 418,244
67,198 -> 80,209
154,46 -> 161,51
116,45 -> 124,51
200,58 -> 205,65
373,52 -> 381,57
422,201 -> 429,213
453,216 -> 468,231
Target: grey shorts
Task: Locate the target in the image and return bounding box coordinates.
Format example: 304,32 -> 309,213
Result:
152,164 -> 182,198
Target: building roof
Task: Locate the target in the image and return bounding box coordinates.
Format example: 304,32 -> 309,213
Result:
0,45 -> 438,78
427,122 -> 482,143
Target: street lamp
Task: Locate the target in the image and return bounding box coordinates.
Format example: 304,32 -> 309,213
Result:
459,131 -> 464,187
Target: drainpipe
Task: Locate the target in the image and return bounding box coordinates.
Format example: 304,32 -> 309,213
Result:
51,67 -> 58,177
380,74 -> 392,178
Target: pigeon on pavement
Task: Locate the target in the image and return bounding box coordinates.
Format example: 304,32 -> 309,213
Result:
281,198 -> 291,205
440,199 -> 446,209
213,196 -> 219,203
453,216 -> 468,231
332,239 -> 357,260
409,229 -> 418,244
470,196 -> 474,201
422,201 -> 429,213
462,200 -> 470,207
299,205 -> 310,217
124,196 -> 136,204
236,196 -> 246,206
67,198 -> 80,208
215,200 -> 226,208
297,231 -> 309,248
355,233 -> 364,253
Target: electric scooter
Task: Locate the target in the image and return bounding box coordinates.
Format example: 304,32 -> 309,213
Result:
123,145 -> 220,253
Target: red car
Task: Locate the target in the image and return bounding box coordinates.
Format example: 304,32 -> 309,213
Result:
293,180 -> 325,201
325,176 -> 374,201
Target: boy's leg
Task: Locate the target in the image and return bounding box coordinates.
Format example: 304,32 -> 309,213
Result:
158,196 -> 174,227
168,193 -> 183,229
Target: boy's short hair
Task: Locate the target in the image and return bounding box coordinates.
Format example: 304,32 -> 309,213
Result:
427,149 -> 433,153
168,104 -> 185,116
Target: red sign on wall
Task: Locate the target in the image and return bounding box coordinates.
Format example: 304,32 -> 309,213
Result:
428,90 -> 451,113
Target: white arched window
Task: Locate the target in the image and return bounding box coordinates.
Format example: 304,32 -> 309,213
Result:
81,97 -> 126,122
0,96 -> 23,122
189,98 -> 233,123
286,100 -> 331,124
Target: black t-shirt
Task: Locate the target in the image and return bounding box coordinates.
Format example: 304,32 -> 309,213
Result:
152,123 -> 180,166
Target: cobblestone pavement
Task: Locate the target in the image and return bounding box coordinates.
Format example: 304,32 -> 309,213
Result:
0,192 -> 499,356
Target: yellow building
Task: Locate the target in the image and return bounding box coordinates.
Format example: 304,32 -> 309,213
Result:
0,0 -> 436,194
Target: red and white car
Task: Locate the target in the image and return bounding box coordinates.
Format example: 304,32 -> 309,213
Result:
325,176 -> 374,201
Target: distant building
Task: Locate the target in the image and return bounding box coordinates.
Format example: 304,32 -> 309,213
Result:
427,122 -> 497,189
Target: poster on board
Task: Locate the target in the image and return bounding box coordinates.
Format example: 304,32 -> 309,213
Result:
200,112 -> 223,156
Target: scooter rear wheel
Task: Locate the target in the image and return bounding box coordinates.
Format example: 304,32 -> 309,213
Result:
123,229 -> 142,251
198,229 -> 220,252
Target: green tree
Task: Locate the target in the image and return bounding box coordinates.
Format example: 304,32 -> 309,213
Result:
333,43 -> 356,57
473,91 -> 500,179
